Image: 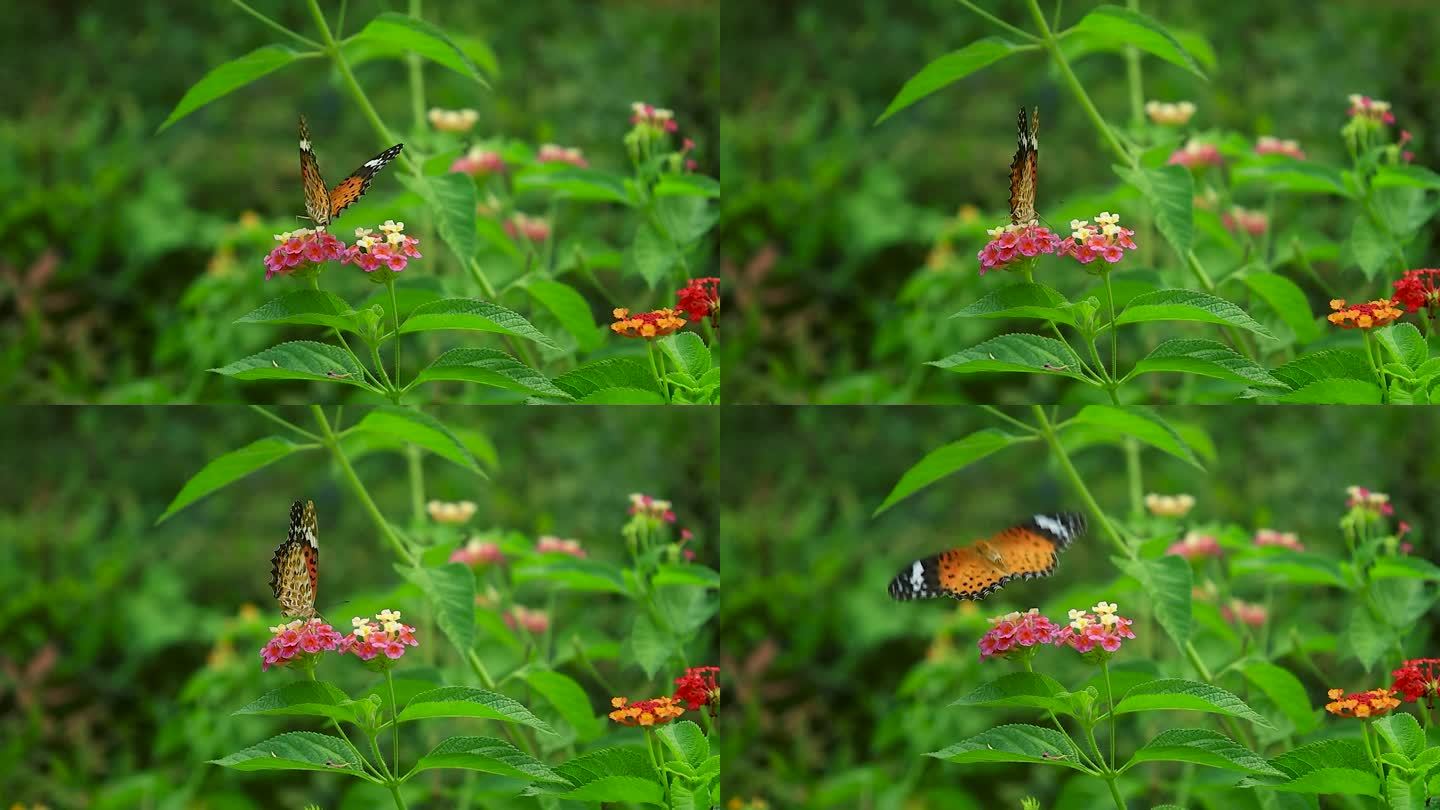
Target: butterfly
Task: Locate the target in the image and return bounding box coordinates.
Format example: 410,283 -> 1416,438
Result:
299,115 -> 404,229
270,499 -> 320,620
1009,107 -> 1040,227
887,512 -> 1085,601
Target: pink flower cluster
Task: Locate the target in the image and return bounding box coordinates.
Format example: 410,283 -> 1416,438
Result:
1254,136 -> 1306,160
505,213 -> 552,243
264,230 -> 347,280
1221,599 -> 1268,628
536,535 -> 586,558
505,605 -> 551,634
1055,603 -> 1136,655
451,146 -> 507,176
631,102 -> 678,133
629,493 -> 676,523
1347,94 -> 1396,124
976,223 -> 1062,275
1059,213 -> 1138,266
1168,139 -> 1222,168
1167,531 -> 1222,560
978,609 -> 1060,660
1347,485 -> 1394,516
450,538 -> 505,568
260,619 -> 343,672
1222,207 -> 1269,236
347,220 -> 422,275
1254,528 -> 1304,552
340,610 -> 419,663
537,144 -> 588,168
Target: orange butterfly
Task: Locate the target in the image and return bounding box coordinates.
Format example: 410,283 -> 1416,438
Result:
1008,107 -> 1039,227
270,500 -> 320,619
887,512 -> 1084,601
299,115 -> 403,229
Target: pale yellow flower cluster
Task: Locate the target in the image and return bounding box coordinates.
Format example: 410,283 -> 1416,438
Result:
1144,493 -> 1196,517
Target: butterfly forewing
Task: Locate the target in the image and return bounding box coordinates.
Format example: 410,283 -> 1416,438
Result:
1008,107 -> 1040,226
297,115 -> 403,228
328,142 -> 404,222
887,512 -> 1084,601
270,499 -> 320,619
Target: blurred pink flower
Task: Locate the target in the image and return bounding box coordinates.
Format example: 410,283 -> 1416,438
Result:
1168,139 -> 1222,168
1168,531 -> 1222,560
504,213 -> 551,243
1254,528 -> 1304,552
450,538 -> 505,567
537,143 -> 589,168
1254,136 -> 1306,160
536,535 -> 587,558
505,605 -> 550,634
450,146 -> 507,176
1221,599 -> 1267,628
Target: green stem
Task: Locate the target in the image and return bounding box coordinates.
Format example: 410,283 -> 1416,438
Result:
1023,0 -> 1132,166
646,341 -> 668,402
229,0 -> 324,49
1022,657 -> 1100,773
248,405 -> 324,442
1123,438 -> 1143,520
979,405 -> 1041,435
304,0 -> 414,173
1102,660 -> 1118,767
369,340 -> 396,393
1048,321 -> 1103,384
1362,330 -> 1389,403
1123,0 -> 1144,127
1103,775 -> 1126,810
386,783 -> 408,810
386,670 -> 401,776
645,730 -> 672,807
406,0 -> 426,132
406,445 -> 425,527
311,276 -> 385,390
955,0 -> 1041,42
387,279 -> 403,390
1185,250 -> 1258,359
1031,406 -> 1129,556
308,670 -> 385,781
312,406 -> 418,566
465,650 -> 537,756
1102,271 -> 1120,381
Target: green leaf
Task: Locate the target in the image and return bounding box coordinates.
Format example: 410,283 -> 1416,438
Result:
1068,405 -> 1203,468
660,332 -> 712,378
1375,712 -> 1425,759
1232,162 -> 1351,196
1239,739 -> 1380,796
1114,164 -> 1194,256
1373,165 -> 1440,191
526,746 -> 664,805
1069,5 -> 1206,78
210,731 -> 369,777
1387,773 -> 1427,810
1127,338 -> 1288,390
950,672 -> 1073,716
629,222 -> 680,287
1371,556 -> 1440,582
1276,379 -> 1383,404
578,387 -> 667,404
1347,604 -> 1393,669
1351,212 -> 1392,281
877,39 -> 1024,124
236,290 -> 359,333
512,559 -> 630,595
929,334 -> 1090,380
233,682 -> 357,724
1230,552 -> 1346,588
412,736 -> 567,782
1114,555 -> 1192,648
629,613 -> 670,678
158,437 -> 305,523
655,174 -> 720,199
1114,289 -> 1276,339
656,721 -> 710,769
515,167 -> 631,204
399,687 -> 555,735
525,280 -> 602,352
410,348 -> 569,399
351,408 -> 484,475
1272,348 -> 1375,389
399,564 -> 476,659
1113,679 -> 1273,727
522,671 -> 604,742
874,429 -> 1026,515
350,12 -> 487,84
159,45 -> 301,133
1240,661 -> 1318,734
210,341 -> 368,386
654,196 -> 716,245
950,283 -> 1076,326
1241,273 -> 1323,343
1375,323 -> 1427,371
403,173 -> 478,263
927,724 -> 1087,771
653,564 -> 720,589
554,358 -> 661,399
1124,729 -> 1282,775
399,298 -> 559,349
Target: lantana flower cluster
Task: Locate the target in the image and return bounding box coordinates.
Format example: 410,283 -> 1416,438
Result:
260,618 -> 343,672
1393,269 -> 1440,317
1055,602 -> 1136,656
609,695 -> 685,727
1253,136 -> 1306,160
977,608 -> 1060,660
427,499 -> 477,524
450,537 -> 505,568
629,493 -> 676,522
1145,100 -> 1197,126
1059,213 -> 1138,267
450,145 -> 506,176
1346,486 -> 1394,516
1167,530 -> 1222,560
976,222 -> 1062,275
1222,207 -> 1269,236
504,213 -> 552,243
1168,139 -> 1222,168
630,102 -> 678,134
1254,528 -> 1304,552
348,221 -> 422,277
611,307 -> 687,339
676,276 -> 720,327
536,535 -> 586,558
1221,599 -> 1268,628
674,665 -> 720,712
264,229 -> 347,280
976,603 -> 1135,663
1144,493 -> 1196,517
1325,686 -> 1401,718
1327,298 -> 1404,330
504,605 -> 551,634
340,610 -> 419,666
537,143 -> 588,168
1391,657 -> 1440,705
1347,94 -> 1396,124
428,107 -> 479,133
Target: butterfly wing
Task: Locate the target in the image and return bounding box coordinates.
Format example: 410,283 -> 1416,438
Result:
299,116 -> 332,227
270,500 -> 320,619
328,142 -> 404,223
887,512 -> 1084,601
1008,107 -> 1039,226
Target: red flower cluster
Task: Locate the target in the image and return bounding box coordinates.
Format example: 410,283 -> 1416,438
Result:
1394,269 -> 1440,315
978,609 -> 1060,660
1392,658 -> 1440,704
1221,599 -> 1267,628
260,619 -> 343,672
537,144 -> 588,168
977,223 -> 1062,274
1059,213 -> 1138,266
536,535 -> 586,558
676,277 -> 720,326
449,538 -> 504,567
629,493 -> 676,522
1325,687 -> 1401,718
674,665 -> 720,711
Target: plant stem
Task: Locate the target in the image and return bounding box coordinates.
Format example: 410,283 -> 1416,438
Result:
646,341 -> 668,402
304,0 -> 414,173
1102,660 -> 1118,767
1022,0 -> 1131,165
248,405 -> 324,442
979,405 -> 1041,435
307,671 -> 385,781
1021,657 -> 1100,773
1048,321 -> 1103,383
406,0 -> 426,132
229,0 -> 324,49
1031,406 -> 1129,555
386,783 -> 408,810
386,670 -> 401,776
955,0 -> 1041,42
311,406 -> 418,566
1103,776 -> 1126,810
406,445 -> 425,527
1123,0 -> 1145,127
465,650 -> 537,756
1123,438 -> 1143,520
1103,271 -> 1120,381
1361,330 -> 1388,403
310,277 -> 385,389
387,279 -> 403,389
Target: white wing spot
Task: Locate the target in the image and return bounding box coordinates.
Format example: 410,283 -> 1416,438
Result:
1034,514 -> 1067,539
300,139 -> 312,152
304,528 -> 318,548
908,560 -> 925,591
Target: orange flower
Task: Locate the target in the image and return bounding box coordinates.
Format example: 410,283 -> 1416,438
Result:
1325,686 -> 1401,718
611,307 -> 687,339
1327,298 -> 1404,329
608,695 -> 685,726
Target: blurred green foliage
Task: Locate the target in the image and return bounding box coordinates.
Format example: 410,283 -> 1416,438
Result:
720,0 -> 1440,402
719,405 -> 1440,807
0,405 -> 716,806
0,1 -> 716,402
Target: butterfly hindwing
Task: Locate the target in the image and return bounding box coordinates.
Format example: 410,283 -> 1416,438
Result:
270,500 -> 319,619
328,142 -> 404,222
1008,107 -> 1039,226
887,512 -> 1084,601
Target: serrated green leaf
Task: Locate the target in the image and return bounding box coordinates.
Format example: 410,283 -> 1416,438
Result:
398,298 -> 558,349
1375,712 -> 1425,759
930,334 -> 1090,379
1239,739 -> 1380,795
1371,556 -> 1440,582
210,732 -> 370,778
1114,679 -> 1272,727
1277,379 -> 1383,404
349,12 -> 487,84
927,724 -> 1087,770
210,341 -> 368,386
1068,405 -> 1203,468
1241,661 -> 1318,734
629,613 -> 670,678
1375,323 -> 1427,371
515,167 -> 631,204
1272,348 -> 1375,388
233,682 -> 357,724
1124,728 -> 1282,775
1230,552 -> 1347,588
1114,555 -> 1192,648
159,45 -> 301,133
653,564 -> 720,589
1351,212 -> 1393,280
1069,5 -> 1206,78
950,672 -> 1073,716
877,38 -> 1024,123
410,348 -> 568,399
554,358 -> 661,399
1114,289 -> 1275,339
1115,165 -> 1194,257
399,563 -> 476,658
399,687 -> 555,734
660,332 -> 712,378
950,282 -> 1075,326
237,290 -> 359,332
512,559 -> 630,595
521,672 -> 604,741
1241,273 -> 1323,343
351,408 -> 484,475
657,721 -> 709,770
399,173 -> 478,264
578,387 -> 668,404
158,437 -> 305,523
874,429 -> 1027,515
412,735 -> 567,782
1127,338 -> 1288,390
525,280 -> 602,352
1232,162 -> 1350,196
1347,604 -> 1394,669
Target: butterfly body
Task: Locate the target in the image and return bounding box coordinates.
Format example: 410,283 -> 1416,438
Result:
298,116 -> 403,229
1008,107 -> 1040,226
270,499 -> 320,619
888,512 -> 1084,601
